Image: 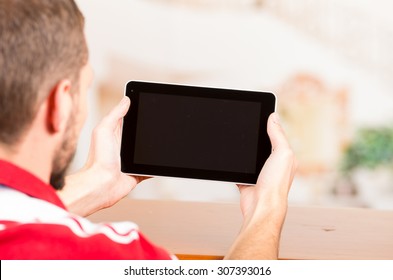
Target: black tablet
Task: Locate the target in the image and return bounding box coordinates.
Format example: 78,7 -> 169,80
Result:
120,81 -> 276,185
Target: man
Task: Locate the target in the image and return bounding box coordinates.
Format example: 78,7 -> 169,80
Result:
0,0 -> 296,259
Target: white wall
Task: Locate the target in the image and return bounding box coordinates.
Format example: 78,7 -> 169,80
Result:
72,0 -> 393,205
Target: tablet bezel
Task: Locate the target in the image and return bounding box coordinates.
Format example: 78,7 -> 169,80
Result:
120,81 -> 276,185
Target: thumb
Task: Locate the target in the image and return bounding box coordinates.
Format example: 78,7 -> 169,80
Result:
101,96 -> 131,129
267,112 -> 290,152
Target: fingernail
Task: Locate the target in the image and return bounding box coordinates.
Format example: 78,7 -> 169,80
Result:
121,96 -> 129,106
273,113 -> 281,125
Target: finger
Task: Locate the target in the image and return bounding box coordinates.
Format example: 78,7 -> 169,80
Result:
236,183 -> 254,189
101,96 -> 131,129
267,112 -> 290,152
236,184 -> 246,193
237,184 -> 257,198
133,175 -> 153,184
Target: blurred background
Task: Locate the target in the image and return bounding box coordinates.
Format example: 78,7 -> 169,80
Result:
73,0 -> 393,209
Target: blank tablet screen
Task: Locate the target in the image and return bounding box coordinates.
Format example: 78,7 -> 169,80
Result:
121,81 -> 276,184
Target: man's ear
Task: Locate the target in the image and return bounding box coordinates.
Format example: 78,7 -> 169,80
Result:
46,79 -> 73,133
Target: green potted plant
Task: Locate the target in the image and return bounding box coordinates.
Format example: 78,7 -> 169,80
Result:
341,127 -> 393,208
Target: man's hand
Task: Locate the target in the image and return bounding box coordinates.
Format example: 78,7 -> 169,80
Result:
225,113 -> 297,260
58,97 -> 149,217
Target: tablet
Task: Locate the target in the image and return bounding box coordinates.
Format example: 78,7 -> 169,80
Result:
120,81 -> 276,185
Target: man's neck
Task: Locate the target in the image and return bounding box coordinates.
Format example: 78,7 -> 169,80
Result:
0,140 -> 52,185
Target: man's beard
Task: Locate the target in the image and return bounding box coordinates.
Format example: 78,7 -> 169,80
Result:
50,113 -> 78,191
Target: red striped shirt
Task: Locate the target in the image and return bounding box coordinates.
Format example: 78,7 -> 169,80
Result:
0,160 -> 172,260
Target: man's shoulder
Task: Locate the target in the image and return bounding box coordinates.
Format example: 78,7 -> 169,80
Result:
0,187 -> 172,260
0,219 -> 171,259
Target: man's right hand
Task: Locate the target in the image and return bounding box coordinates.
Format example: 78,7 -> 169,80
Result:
225,112 -> 297,260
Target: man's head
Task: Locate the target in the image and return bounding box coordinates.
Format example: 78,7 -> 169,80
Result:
0,0 -> 90,190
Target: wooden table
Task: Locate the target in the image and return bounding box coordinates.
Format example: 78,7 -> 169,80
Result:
88,198 -> 393,259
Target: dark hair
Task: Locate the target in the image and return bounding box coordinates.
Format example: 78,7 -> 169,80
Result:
0,0 -> 88,145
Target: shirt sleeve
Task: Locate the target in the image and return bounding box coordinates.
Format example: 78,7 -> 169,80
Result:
0,220 -> 173,260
